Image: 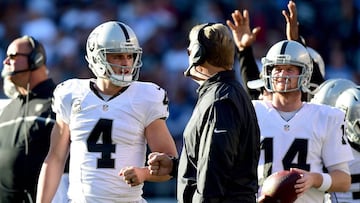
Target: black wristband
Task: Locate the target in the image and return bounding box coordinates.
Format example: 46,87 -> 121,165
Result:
169,156 -> 178,178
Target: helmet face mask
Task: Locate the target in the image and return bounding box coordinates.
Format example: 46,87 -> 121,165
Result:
263,64 -> 304,93
85,21 -> 142,87
261,40 -> 313,93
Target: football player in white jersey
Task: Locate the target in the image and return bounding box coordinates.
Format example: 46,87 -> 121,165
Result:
36,21 -> 178,203
333,87 -> 360,203
312,81 -> 360,203
253,40 -> 353,203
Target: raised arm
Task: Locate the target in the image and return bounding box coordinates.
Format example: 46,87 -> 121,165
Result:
282,0 -> 324,96
226,9 -> 261,99
282,0 -> 299,41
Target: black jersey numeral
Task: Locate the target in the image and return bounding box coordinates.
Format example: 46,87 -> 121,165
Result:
261,137 -> 310,178
87,118 -> 115,168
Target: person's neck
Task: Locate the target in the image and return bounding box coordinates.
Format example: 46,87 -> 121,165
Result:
18,78 -> 49,96
271,91 -> 303,112
201,62 -> 228,76
18,87 -> 29,96
96,79 -> 124,96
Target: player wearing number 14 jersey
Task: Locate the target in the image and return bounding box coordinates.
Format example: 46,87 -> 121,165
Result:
254,40 -> 353,203
36,21 -> 177,203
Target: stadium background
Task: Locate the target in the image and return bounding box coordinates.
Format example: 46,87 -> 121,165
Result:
0,0 -> 359,202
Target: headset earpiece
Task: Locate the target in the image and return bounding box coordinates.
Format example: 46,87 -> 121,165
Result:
22,35 -> 46,70
189,23 -> 214,66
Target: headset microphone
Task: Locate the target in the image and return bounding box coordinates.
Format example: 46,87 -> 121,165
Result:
1,69 -> 31,78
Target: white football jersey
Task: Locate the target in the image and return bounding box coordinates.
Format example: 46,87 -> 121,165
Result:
333,148 -> 360,202
52,79 -> 169,203
253,100 -> 353,203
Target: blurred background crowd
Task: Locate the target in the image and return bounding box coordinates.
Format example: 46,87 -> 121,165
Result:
0,0 -> 359,200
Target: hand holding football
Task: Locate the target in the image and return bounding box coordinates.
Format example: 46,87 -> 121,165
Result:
259,170 -> 302,203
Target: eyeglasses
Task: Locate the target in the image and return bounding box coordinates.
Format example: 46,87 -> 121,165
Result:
7,53 -> 29,60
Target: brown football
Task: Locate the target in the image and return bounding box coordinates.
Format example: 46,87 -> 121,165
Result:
260,170 -> 301,203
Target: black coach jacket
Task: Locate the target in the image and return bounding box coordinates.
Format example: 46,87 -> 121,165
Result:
178,70 -> 260,203
0,79 -> 56,202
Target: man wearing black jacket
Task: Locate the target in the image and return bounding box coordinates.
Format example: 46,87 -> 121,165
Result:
0,36 -> 57,202
148,23 -> 260,203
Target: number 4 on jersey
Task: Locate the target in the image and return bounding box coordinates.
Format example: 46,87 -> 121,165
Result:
87,118 -> 116,168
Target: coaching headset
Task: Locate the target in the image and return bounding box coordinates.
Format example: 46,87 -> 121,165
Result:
1,36 -> 46,78
1,35 -> 46,77
184,23 -> 214,76
23,35 -> 46,71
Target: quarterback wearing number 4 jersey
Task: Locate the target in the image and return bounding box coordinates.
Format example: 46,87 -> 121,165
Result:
53,79 -> 169,202
36,21 -> 177,203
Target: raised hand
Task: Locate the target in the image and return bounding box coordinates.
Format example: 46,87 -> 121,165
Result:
226,9 -> 261,51
282,0 -> 299,41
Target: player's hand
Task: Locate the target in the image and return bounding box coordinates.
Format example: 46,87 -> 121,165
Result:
282,0 -> 299,41
119,166 -> 145,187
290,168 -> 312,197
226,9 -> 261,51
147,152 -> 173,176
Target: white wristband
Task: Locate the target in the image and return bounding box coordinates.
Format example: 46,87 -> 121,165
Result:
318,173 -> 332,192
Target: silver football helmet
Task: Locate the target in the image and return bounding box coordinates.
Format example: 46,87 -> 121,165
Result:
335,87 -> 360,150
85,21 -> 143,86
311,78 -> 356,106
307,47 -> 325,78
261,40 -> 313,93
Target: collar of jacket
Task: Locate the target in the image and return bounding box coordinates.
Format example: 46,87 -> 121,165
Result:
197,70 -> 236,93
18,79 -> 56,100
